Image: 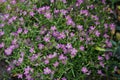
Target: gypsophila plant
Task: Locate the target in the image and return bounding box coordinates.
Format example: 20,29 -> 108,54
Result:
0,0 -> 119,80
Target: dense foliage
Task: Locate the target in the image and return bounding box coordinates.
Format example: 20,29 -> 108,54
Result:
0,0 -> 120,80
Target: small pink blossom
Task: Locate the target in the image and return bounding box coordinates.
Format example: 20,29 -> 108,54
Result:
38,43 -> 44,50
29,47 -> 35,53
43,67 -> 51,74
80,46 -> 84,51
5,48 -> 13,55
44,59 -> 49,64
95,30 -> 100,37
109,23 -> 115,30
17,28 -> 23,33
81,67 -> 88,73
29,11 -> 35,16
53,61 -> 59,67
98,56 -> 103,61
0,31 -> 4,36
0,42 -> 4,48
77,25 -> 83,30
44,37 -> 50,42
62,0 -> 67,3
66,43 -> 72,49
44,12 -> 52,19
50,0 -> 54,3
17,74 -> 23,79
23,29 -> 28,34
62,77 -> 67,80
99,61 -> 105,68
59,54 -> 67,60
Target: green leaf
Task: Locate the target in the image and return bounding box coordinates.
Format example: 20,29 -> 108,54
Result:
95,46 -> 105,51
115,46 -> 120,60
116,26 -> 120,31
105,49 -> 113,52
110,40 -> 117,46
118,6 -> 120,10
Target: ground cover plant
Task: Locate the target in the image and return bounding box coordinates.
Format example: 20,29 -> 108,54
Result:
0,0 -> 120,80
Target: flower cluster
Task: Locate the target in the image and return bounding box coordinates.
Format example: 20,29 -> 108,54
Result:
0,0 -> 119,80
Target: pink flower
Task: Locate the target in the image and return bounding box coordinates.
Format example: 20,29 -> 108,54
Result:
38,43 -> 44,50
43,37 -> 50,42
47,54 -> 53,59
103,33 -> 109,38
17,27 -> 23,33
59,54 -> 67,60
50,0 -> 54,3
50,26 -> 56,31
4,14 -> 9,19
43,67 -> 51,74
44,12 -> 52,19
77,25 -> 83,30
105,54 -> 110,60
19,17 -> 24,22
24,66 -> 33,75
70,32 -> 75,37
26,74 -> 32,80
104,23 -> 108,29
80,10 -> 88,16
9,45 -> 16,49
90,26 -> 95,30
7,5 -> 11,10
29,47 -> 35,53
95,30 -> 100,37
53,61 -> 59,67
80,37 -> 84,41
76,0 -> 83,6
29,11 -> 34,16
12,39 -> 17,44
99,61 -> 105,68
17,74 -> 23,79
23,11 -> 27,15
62,0 -> 67,3
71,48 -> 78,57
66,15 -> 75,27
105,40 -> 112,48
109,23 -> 115,30
81,67 -> 88,73
5,48 -> 13,55
20,52 -> 24,57
92,15 -> 99,21
20,0 -> 25,2
60,9 -> 68,15
18,57 -> 23,63
12,16 -> 17,21
66,43 -> 72,49
10,0 -> 16,5
114,66 -> 117,72
97,70 -> 104,76
101,0 -> 106,4
80,46 -> 84,51
66,19 -> 75,27
7,66 -> 12,71
0,42 -> 4,48
23,29 -> 28,34
62,77 -> 67,80
0,0 -> 6,3
0,24 -> 5,28
59,32 -> 66,39
0,31 -> 4,36
30,54 -> 39,61
98,56 -> 103,61
44,59 -> 49,64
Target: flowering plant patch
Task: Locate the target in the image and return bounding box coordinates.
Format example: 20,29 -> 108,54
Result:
0,0 -> 119,80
